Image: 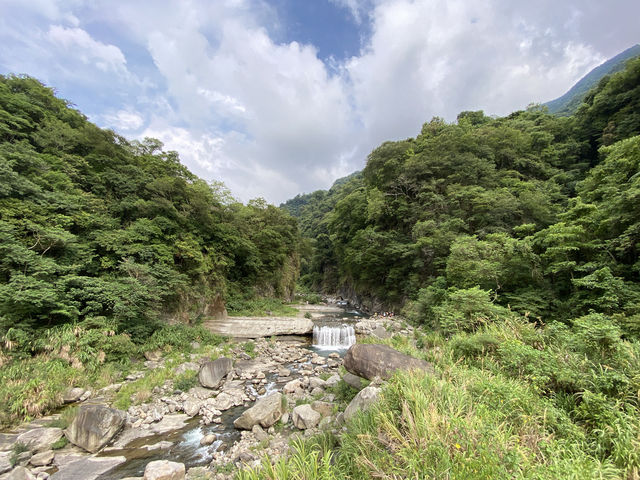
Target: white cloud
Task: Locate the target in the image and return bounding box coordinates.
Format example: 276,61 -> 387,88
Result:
47,25 -> 128,75
329,0 -> 371,24
2,0 -> 639,203
103,109 -> 145,131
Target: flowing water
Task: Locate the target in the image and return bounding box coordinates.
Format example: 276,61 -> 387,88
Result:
312,324 -> 356,349
94,304 -> 365,479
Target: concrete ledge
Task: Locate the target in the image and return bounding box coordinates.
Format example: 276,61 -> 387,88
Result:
203,316 -> 313,338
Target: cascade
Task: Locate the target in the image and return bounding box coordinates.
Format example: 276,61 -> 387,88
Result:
312,324 -> 356,349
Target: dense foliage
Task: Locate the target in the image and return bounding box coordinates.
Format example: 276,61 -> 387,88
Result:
284,57 -> 640,328
0,74 -> 301,351
263,53 -> 640,480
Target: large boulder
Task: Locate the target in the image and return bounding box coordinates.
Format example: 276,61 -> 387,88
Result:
143,460 -> 185,480
343,386 -> 381,422
198,357 -> 233,388
343,344 -> 433,380
234,393 -> 285,430
292,405 -> 321,430
65,405 -> 126,453
16,428 -> 63,453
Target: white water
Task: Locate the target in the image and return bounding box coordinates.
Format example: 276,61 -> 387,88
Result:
312,324 -> 356,349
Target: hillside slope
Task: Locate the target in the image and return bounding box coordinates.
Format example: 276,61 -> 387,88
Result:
543,43 -> 640,115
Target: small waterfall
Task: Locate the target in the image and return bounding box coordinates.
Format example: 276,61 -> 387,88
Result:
312,324 -> 356,349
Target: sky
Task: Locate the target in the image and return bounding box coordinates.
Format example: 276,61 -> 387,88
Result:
1,0 -> 639,204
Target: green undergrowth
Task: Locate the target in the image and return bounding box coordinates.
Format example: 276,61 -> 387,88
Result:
0,321 -> 223,427
237,311 -> 640,479
226,294 -> 298,317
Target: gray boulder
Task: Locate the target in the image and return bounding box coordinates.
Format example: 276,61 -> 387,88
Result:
16,428 -> 62,453
343,386 -> 381,422
65,405 -> 125,453
143,460 -> 185,480
292,404 -> 321,430
5,466 -> 36,480
182,398 -> 202,417
198,358 -> 233,388
343,344 -> 433,380
62,388 -> 85,404
29,450 -> 54,467
234,393 -> 285,430
342,372 -> 366,390
0,452 -> 11,475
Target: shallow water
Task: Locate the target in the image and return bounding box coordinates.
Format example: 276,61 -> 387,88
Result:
96,305 -> 365,479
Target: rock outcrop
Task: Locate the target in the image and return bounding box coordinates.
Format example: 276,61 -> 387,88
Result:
65,405 -> 126,453
198,357 -> 233,388
234,392 -> 285,430
344,344 -> 433,380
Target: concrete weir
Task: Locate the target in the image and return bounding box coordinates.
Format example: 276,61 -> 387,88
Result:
203,316 -> 313,338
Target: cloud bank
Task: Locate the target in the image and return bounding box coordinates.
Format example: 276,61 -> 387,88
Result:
1,0 -> 638,203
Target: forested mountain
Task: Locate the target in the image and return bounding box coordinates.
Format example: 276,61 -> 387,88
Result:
0,75 -> 301,343
286,57 -> 640,330
543,43 -> 640,115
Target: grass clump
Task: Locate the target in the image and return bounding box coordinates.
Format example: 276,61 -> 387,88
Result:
51,436 -> 69,450
242,341 -> 257,358
9,442 -> 30,467
174,371 -> 199,392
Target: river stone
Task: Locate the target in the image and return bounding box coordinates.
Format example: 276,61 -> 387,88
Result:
371,326 -> 392,340
173,362 -> 199,376
342,372 -> 366,390
251,425 -> 269,442
308,377 -> 326,390
62,388 -> 85,404
343,386 -> 381,422
343,344 -> 433,380
5,466 -> 36,480
292,404 -> 321,430
198,358 -> 233,388
65,405 -> 125,453
0,453 -> 11,474
200,434 -> 216,446
234,392 -> 285,430
16,428 -> 63,453
311,401 -> 334,417
182,398 -> 202,417
212,392 -> 234,411
324,374 -> 340,388
143,460 -> 185,480
29,450 -> 54,467
50,456 -> 126,480
14,451 -> 32,467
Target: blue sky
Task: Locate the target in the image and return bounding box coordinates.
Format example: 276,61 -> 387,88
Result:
1,0 -> 639,203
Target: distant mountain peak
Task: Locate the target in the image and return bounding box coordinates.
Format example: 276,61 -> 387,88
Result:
543,44 -> 640,115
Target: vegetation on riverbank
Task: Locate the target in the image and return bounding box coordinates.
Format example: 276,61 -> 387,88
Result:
239,308 -> 640,479
0,74 -> 300,426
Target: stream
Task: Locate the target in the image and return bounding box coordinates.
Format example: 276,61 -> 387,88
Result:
94,306 -> 364,479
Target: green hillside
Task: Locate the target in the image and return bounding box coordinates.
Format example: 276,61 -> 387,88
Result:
544,43 -> 640,115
